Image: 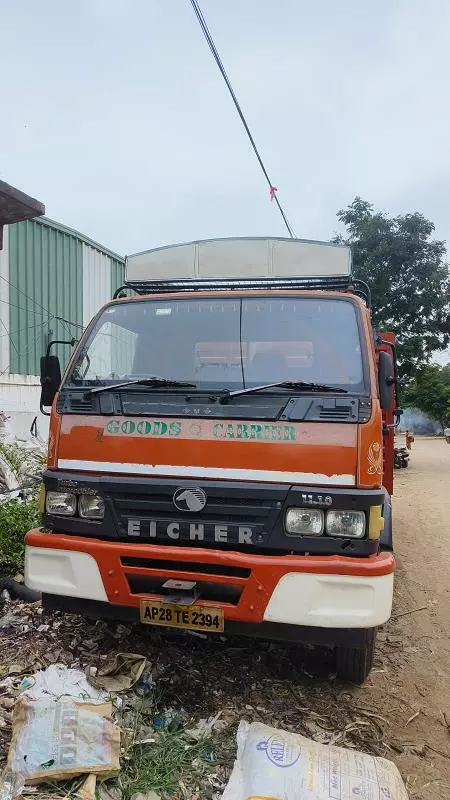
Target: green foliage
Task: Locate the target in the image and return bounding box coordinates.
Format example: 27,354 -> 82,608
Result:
336,198 -> 450,381
0,498 -> 39,570
403,363 -> 450,429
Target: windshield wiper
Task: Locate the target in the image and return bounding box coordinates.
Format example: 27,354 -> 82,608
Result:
85,377 -> 196,396
219,380 -> 348,404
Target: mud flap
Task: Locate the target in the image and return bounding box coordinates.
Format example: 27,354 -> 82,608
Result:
380,488 -> 393,551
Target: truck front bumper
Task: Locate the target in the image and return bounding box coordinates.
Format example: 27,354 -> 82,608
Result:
25,529 -> 395,632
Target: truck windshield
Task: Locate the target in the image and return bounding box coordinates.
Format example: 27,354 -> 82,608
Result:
69,296 -> 366,392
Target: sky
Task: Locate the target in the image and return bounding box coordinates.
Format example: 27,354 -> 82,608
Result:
1,0 -> 450,362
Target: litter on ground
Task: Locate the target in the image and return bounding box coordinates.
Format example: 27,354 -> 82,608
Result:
86,654 -> 147,693
222,720 -> 409,800
7,695 -> 120,785
17,664 -> 108,703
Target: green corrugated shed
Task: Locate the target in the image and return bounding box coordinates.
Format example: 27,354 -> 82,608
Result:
110,256 -> 125,293
6,217 -> 125,376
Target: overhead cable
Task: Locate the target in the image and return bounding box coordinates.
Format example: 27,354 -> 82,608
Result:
0,278 -> 84,330
188,0 -> 295,238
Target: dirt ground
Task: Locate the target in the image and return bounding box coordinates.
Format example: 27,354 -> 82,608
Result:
379,435 -> 450,798
1,436 -> 450,798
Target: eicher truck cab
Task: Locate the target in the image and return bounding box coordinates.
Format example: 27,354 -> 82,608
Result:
26,237 -> 399,683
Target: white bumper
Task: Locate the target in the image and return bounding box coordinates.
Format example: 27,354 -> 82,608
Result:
25,545 -> 393,630
25,546 -> 108,602
263,572 -> 393,628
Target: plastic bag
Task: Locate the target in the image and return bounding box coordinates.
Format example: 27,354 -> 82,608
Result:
222,721 -> 408,800
87,653 -> 147,692
0,768 -> 25,800
20,664 -> 108,703
7,698 -> 120,784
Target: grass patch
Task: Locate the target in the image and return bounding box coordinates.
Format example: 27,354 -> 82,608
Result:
119,696 -> 236,799
122,731 -> 218,798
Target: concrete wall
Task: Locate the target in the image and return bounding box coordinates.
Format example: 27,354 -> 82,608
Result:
0,373 -> 49,440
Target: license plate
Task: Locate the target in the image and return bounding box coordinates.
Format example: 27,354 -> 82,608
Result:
140,600 -> 224,632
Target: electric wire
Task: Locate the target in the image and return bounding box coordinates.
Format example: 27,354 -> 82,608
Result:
0,281 -> 84,330
0,320 -> 49,376
188,0 -> 295,238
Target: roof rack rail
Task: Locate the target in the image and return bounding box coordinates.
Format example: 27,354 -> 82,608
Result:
112,284 -> 135,299
113,275 -> 371,306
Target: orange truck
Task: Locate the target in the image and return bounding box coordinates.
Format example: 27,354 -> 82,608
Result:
26,238 -> 399,682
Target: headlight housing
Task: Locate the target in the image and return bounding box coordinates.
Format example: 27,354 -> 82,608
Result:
79,493 -> 105,520
46,491 -> 77,516
326,510 -> 366,538
285,508 -> 324,535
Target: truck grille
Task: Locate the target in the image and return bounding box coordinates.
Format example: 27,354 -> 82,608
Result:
120,555 -> 248,605
121,556 -> 250,578
106,481 -> 285,546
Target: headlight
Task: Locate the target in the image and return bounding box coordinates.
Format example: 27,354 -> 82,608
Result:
326,510 -> 366,538
79,493 -> 105,520
46,491 -> 77,516
285,508 -> 324,535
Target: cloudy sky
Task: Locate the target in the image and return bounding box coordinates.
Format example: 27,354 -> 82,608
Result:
2,0 -> 450,266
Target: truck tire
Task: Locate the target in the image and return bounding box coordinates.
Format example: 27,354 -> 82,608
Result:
335,629 -> 376,683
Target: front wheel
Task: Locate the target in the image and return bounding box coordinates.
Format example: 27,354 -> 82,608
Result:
336,628 -> 376,683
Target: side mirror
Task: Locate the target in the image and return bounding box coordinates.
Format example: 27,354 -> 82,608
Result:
39,338 -> 77,415
378,350 -> 395,411
40,355 -> 61,411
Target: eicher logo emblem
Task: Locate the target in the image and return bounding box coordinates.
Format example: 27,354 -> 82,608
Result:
173,487 -> 207,512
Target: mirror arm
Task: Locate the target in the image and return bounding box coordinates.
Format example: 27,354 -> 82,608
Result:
46,338 -> 77,358
40,401 -> 51,417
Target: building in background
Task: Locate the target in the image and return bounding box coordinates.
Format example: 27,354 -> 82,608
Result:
0,201 -> 124,438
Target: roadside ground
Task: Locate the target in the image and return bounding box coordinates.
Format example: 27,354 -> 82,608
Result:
1,436 -> 449,798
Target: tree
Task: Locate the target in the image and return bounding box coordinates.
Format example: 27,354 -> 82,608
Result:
335,198 -> 450,381
402,364 -> 450,430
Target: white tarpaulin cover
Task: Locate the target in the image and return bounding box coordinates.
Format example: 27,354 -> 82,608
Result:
222,721 -> 409,800
126,237 -> 351,283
